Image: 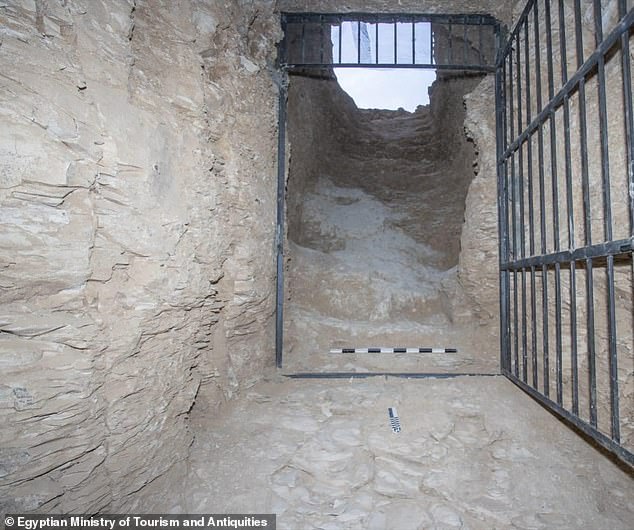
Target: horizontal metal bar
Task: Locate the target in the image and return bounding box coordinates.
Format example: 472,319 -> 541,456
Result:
284,372 -> 501,379
500,8 -> 634,163
282,12 -> 498,25
504,372 -> 634,469
502,238 -> 633,270
283,63 -> 495,72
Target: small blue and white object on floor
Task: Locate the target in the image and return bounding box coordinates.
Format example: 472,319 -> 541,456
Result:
388,407 -> 401,433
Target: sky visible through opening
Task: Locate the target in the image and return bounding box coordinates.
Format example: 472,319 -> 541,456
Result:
331,21 -> 436,112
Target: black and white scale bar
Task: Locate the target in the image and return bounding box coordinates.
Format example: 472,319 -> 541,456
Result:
388,407 -> 401,433
329,347 -> 458,354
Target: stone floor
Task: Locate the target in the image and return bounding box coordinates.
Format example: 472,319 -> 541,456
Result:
165,375 -> 633,529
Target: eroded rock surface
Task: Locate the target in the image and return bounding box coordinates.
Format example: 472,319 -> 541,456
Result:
178,376 -> 634,529
0,0 -> 279,513
283,73 -> 500,373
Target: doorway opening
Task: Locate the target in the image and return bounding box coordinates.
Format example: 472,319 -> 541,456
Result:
283,70 -> 493,374
276,13 -> 500,374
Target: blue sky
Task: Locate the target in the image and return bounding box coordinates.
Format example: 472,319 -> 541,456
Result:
334,68 -> 436,111
331,21 -> 436,111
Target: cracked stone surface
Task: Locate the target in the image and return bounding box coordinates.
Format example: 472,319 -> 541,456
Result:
283,73 -> 501,374
158,376 -> 634,529
0,0 -> 280,513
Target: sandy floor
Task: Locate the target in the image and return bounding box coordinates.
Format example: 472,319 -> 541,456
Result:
171,375 -> 633,529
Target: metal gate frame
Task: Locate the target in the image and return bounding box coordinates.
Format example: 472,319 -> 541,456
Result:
495,0 -> 634,467
275,12 -> 501,368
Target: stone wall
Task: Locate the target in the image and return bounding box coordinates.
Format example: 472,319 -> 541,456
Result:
458,76 -> 501,326
0,0 -> 280,513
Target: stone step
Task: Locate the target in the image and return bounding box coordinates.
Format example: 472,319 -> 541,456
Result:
282,308 -> 499,374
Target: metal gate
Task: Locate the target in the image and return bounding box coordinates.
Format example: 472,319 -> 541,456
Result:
496,0 -> 634,467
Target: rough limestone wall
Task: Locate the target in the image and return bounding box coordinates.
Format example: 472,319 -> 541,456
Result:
458,76 -> 501,329
429,75 -> 489,270
286,73 -> 360,245
0,0 -> 279,514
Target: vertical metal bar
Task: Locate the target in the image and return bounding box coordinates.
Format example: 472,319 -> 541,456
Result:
516,32 -> 523,145
554,262 -> 562,403
514,270 -> 520,377
559,0 -> 579,413
586,257 -> 597,427
531,267 -> 539,390
619,0 -> 634,237
534,0 -> 548,396
573,0 -> 597,426
357,20 -> 361,64
523,15 -> 531,135
545,0 -> 562,402
533,2 -> 543,115
503,61 -> 509,151
515,31 -> 522,262
546,0 -> 559,231
448,20 -> 453,64
524,20 -> 533,260
606,254 -> 620,441
593,0 -> 614,242
578,0 -> 598,427
509,44 -> 515,144
338,18 -> 342,64
575,1 -> 591,247
527,6 -> 546,250
508,47 -> 519,378
275,83 -> 287,369
502,50 -> 512,373
319,15 -> 324,64
394,19 -> 398,63
545,0 -> 556,101
532,1 -> 544,256
430,20 -> 434,64
478,17 -> 484,65
498,20 -> 513,374
520,138 -> 527,257
522,19 -> 537,387
619,1 -> 634,436
512,143 -> 518,260
412,19 -> 416,64
496,53 -> 511,373
570,260 -> 579,414
593,0 -> 619,442
522,268 -> 528,382
542,263 -> 550,394
375,16 -> 379,64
